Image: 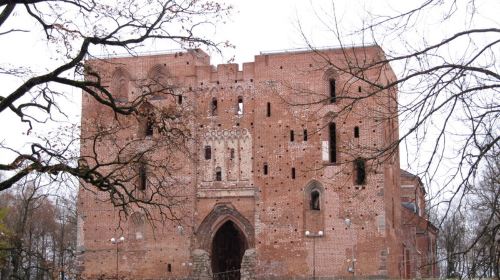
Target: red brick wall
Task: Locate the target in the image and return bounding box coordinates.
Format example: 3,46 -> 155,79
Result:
78,47 -> 410,279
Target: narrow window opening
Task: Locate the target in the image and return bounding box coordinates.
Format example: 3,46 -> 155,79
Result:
358,86 -> 362,93
167,263 -> 172,272
138,163 -> 147,191
354,126 -> 360,138
291,168 -> 296,179
215,167 -> 222,181
329,123 -> 337,163
266,102 -> 271,117
178,95 -> 183,104
211,98 -> 218,116
204,146 -> 211,160
230,148 -> 235,159
310,190 -> 320,210
290,130 -> 294,142
237,96 -> 243,115
263,163 -> 268,175
303,129 -> 308,141
145,114 -> 154,137
329,79 -> 336,103
355,158 -> 366,185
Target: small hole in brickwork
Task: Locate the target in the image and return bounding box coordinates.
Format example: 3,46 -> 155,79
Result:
201,82 -> 204,85
186,61 -> 190,65
189,87 -> 192,91
216,81 -> 220,84
235,80 -> 238,83
250,79 -> 253,82
332,227 -> 335,231
280,66 -> 283,69
309,64 -> 313,67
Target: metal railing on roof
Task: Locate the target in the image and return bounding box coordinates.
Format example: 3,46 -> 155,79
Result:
90,48 -> 190,59
259,44 -> 378,55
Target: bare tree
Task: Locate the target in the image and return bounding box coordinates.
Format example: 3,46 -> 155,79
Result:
0,0 -> 231,215
293,0 -> 498,276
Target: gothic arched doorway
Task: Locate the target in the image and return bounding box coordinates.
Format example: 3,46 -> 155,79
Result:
211,220 -> 248,280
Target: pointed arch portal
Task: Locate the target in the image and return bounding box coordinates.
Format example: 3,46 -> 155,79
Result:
211,220 -> 248,279
195,204 -> 255,280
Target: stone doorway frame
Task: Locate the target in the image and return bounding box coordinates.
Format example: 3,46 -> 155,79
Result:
195,203 -> 255,252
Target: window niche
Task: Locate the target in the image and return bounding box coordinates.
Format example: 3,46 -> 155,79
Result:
215,167 -> 222,181
329,123 -> 337,163
266,102 -> 271,117
310,190 -> 320,210
304,181 -> 325,232
138,103 -> 155,138
263,163 -> 269,175
354,126 -> 360,138
236,96 -> 243,115
204,146 -> 212,160
138,162 -> 147,191
303,129 -> 308,141
211,97 -> 218,116
329,79 -> 336,103
354,158 -> 367,185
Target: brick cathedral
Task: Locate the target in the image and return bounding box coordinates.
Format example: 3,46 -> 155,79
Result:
77,46 -> 438,279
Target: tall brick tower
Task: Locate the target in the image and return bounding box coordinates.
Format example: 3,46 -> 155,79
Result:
77,46 -> 434,279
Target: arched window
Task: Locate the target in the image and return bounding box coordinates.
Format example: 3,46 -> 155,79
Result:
215,167 -> 222,181
310,190 -> 320,210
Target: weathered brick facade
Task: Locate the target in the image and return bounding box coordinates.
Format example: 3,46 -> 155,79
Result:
77,46 -> 438,279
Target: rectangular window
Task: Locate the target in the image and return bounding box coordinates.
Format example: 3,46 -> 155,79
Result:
291,168 -> 296,179
303,129 -> 308,141
329,123 -> 337,163
146,115 -> 154,137
263,163 -> 268,175
354,126 -> 360,138
329,79 -> 336,103
138,164 -> 147,191
266,102 -> 271,117
355,158 -> 366,185
178,95 -> 183,105
215,168 -> 222,181
204,146 -> 211,160
290,130 -> 294,142
211,98 -> 218,116
237,96 -> 243,115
